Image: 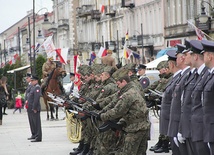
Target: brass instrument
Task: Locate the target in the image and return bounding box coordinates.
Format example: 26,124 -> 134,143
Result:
65,110 -> 82,143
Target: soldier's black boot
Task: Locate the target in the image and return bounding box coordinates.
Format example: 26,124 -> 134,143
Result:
86,149 -> 93,155
154,140 -> 169,153
73,141 -> 84,151
70,141 -> 84,155
78,144 -> 90,155
149,138 -> 163,151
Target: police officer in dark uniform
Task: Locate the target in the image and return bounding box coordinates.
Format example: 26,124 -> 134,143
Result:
201,40 -> 214,155
189,40 -> 210,155
137,64 -> 150,89
27,75 -> 42,142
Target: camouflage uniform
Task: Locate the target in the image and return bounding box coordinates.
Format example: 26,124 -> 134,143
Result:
100,81 -> 150,155
90,66 -> 118,155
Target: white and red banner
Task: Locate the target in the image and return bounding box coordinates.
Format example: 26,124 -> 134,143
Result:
55,48 -> 68,64
43,36 -> 56,59
97,46 -> 107,58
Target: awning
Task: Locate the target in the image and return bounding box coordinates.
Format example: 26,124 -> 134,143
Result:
145,55 -> 168,69
7,65 -> 30,74
156,47 -> 177,58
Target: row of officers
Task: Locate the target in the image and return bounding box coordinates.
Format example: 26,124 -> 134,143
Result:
156,39 -> 214,155
67,38 -> 214,155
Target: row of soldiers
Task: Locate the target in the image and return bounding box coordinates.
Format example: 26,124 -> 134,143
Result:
67,38 -> 214,155
66,62 -> 154,155
149,39 -> 214,155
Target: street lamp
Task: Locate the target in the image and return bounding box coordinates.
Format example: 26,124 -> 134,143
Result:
37,30 -> 45,44
199,4 -> 209,23
32,0 -> 51,74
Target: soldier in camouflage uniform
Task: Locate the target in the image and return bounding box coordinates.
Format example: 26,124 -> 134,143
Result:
70,65 -> 94,155
146,61 -> 172,153
125,63 -> 145,97
88,66 -> 118,155
98,75 -> 150,155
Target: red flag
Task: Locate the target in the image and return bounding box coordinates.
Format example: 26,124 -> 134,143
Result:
100,5 -> 105,13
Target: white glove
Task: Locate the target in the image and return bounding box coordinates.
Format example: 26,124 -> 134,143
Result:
173,137 -> 179,147
177,132 -> 186,144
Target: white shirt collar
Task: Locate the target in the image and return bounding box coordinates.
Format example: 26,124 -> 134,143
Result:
173,70 -> 182,77
181,66 -> 190,75
197,63 -> 205,75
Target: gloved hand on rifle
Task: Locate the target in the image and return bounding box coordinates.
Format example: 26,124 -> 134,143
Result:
92,103 -> 102,110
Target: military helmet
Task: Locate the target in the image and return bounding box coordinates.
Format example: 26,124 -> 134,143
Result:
112,68 -> 129,81
156,61 -> 166,70
103,66 -> 116,76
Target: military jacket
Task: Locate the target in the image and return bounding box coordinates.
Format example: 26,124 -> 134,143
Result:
25,83 -> 33,101
202,70 -> 214,142
42,62 -> 56,78
27,84 -> 42,112
100,82 -> 149,133
179,69 -> 197,138
130,74 -> 145,97
191,66 -> 209,142
159,71 -> 181,135
167,67 -> 190,137
96,77 -> 118,104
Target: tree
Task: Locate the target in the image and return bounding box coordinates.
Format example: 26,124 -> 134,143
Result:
36,54 -> 46,81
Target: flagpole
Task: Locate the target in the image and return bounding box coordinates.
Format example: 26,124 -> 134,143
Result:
33,0 -> 36,74
187,20 -> 214,40
117,30 -> 120,64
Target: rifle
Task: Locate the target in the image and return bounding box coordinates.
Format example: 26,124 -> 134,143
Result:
148,89 -> 163,98
72,90 -> 97,105
48,92 -> 123,132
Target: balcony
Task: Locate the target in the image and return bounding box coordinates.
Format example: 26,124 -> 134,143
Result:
58,19 -> 69,30
91,10 -> 101,21
76,5 -> 93,18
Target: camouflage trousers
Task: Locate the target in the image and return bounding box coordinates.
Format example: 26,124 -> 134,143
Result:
80,117 -> 96,144
114,130 -> 148,155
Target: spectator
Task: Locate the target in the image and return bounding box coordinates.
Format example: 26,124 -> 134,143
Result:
13,94 -> 22,114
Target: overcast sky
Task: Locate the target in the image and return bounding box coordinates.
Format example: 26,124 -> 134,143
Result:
0,0 -> 53,33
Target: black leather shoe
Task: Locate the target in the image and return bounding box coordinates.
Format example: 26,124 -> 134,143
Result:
69,149 -> 82,155
31,139 -> 42,142
149,144 -> 161,151
154,147 -> 169,153
27,137 -> 35,140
